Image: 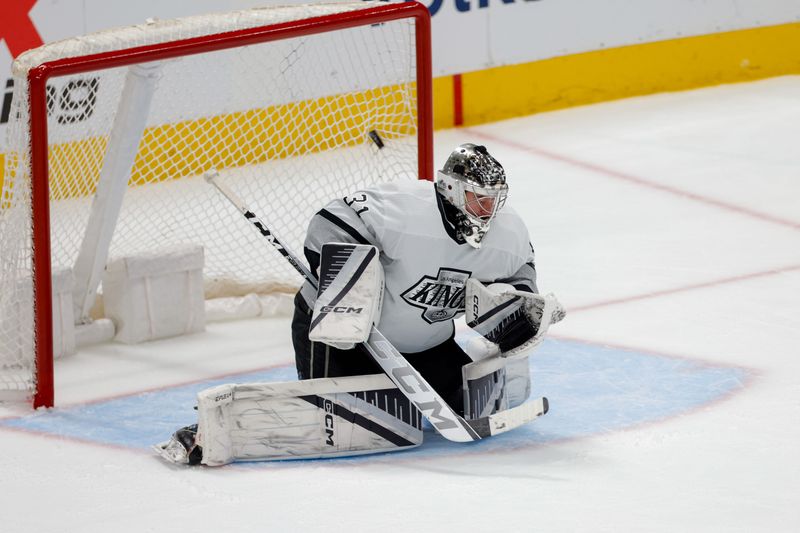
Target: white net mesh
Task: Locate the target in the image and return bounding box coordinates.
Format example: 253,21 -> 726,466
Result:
0,1 -> 423,401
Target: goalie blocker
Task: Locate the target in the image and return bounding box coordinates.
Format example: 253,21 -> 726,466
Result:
308,242 -> 384,350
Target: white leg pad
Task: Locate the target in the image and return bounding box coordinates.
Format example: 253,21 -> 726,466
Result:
196,374 -> 422,465
504,354 -> 532,408
462,352 -> 531,419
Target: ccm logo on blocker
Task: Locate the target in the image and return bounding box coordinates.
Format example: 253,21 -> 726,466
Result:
320,306 -> 363,314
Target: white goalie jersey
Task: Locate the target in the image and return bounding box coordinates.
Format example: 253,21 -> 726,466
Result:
299,180 -> 537,353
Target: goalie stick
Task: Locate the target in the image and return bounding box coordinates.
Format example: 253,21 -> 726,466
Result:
205,171 -> 548,441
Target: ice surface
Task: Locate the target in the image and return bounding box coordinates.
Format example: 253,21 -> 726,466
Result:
2,76 -> 799,532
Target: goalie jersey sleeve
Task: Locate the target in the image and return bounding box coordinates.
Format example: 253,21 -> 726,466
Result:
496,248 -> 537,294
299,180 -> 537,354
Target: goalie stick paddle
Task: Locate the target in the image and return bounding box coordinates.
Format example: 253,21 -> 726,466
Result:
205,171 -> 548,442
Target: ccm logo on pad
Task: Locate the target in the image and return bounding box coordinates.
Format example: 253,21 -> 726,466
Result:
323,399 -> 335,446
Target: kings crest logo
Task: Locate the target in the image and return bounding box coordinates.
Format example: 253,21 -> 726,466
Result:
401,268 -> 471,324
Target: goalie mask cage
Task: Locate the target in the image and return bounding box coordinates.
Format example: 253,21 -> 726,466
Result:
0,1 -> 433,408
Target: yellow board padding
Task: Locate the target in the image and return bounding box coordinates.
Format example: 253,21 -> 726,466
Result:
126,86 -> 415,192
459,22 -> 800,126
4,84 -> 417,202
0,152 -> 5,208
3,21 -> 800,195
432,75 -> 455,131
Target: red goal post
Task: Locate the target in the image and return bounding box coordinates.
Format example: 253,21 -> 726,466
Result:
1,1 -> 433,408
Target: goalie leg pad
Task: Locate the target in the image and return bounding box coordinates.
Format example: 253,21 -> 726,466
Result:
195,374 -> 421,465
309,242 -> 384,350
461,351 -> 532,419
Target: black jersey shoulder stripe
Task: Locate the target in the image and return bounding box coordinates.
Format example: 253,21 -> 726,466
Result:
317,208 -> 372,245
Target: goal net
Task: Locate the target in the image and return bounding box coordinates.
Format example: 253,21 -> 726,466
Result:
0,1 -> 432,407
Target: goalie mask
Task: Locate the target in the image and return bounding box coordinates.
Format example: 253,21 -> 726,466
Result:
436,143 -> 508,248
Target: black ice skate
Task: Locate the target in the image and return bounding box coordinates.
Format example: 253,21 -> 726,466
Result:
154,424 -> 203,465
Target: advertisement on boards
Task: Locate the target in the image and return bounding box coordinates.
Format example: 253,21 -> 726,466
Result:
2,0 -> 800,148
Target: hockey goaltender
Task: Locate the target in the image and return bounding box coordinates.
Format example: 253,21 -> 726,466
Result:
157,143 -> 565,466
